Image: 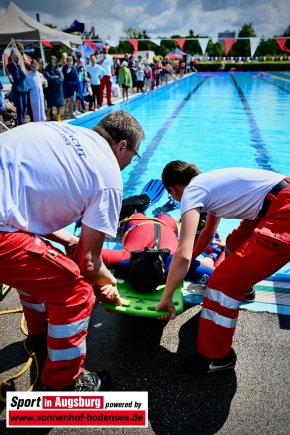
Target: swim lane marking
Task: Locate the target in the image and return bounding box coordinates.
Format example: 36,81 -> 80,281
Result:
230,74 -> 274,171
123,77 -> 208,196
259,75 -> 290,92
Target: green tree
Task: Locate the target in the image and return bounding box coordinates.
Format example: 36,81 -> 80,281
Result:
111,22 -> 290,58
255,38 -> 279,58
160,35 -> 179,55
157,45 -> 169,57
137,30 -> 152,51
119,27 -> 152,53
207,40 -> 223,58
282,24 -> 290,36
239,22 -> 257,37
44,23 -> 57,29
184,29 -> 203,55
256,24 -> 290,57
118,39 -> 134,54
124,27 -> 139,38
137,30 -> 150,39
282,24 -> 290,50
91,33 -> 101,40
230,22 -> 257,57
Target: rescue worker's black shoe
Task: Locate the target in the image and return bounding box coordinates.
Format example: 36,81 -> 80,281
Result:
180,348 -> 237,376
243,287 -> 256,302
74,369 -> 111,391
44,369 -> 111,391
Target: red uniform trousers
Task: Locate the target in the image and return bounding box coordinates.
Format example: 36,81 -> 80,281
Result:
197,182 -> 290,359
0,231 -> 94,389
99,75 -> 112,105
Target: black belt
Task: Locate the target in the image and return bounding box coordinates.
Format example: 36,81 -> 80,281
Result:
258,179 -> 290,218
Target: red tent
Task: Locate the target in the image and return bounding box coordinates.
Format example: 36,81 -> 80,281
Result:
167,54 -> 183,59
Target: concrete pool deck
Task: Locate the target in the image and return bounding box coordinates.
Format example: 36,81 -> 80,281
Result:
1,288 -> 290,434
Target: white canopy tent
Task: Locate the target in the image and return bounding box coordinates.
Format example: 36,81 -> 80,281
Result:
0,1 -> 82,46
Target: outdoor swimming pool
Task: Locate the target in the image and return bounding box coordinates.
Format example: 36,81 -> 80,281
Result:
71,70 -> 290,240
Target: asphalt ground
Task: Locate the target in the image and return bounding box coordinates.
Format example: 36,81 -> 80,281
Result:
1,287 -> 290,435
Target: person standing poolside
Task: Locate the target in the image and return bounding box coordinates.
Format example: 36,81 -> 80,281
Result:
44,56 -> 64,122
0,110 -> 145,391
85,55 -> 105,109
61,46 -> 75,66
26,60 -> 46,122
16,42 -> 32,72
154,60 -> 163,87
136,56 -> 145,69
62,55 -> 80,119
16,42 -> 34,122
119,61 -> 133,103
156,160 -> 290,375
136,66 -> 145,93
6,49 -> 28,126
97,46 -> 114,107
113,58 -> 121,84
128,55 -> 137,91
144,64 -> 152,91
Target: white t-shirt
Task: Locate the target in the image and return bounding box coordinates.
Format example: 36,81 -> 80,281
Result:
97,54 -> 113,76
180,167 -> 285,220
136,69 -> 145,81
0,122 -> 122,236
85,64 -> 105,85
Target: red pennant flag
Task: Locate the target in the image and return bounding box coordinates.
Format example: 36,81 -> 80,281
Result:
224,38 -> 235,56
41,40 -> 53,48
129,39 -> 138,53
176,39 -> 185,50
84,40 -> 100,50
276,38 -> 290,52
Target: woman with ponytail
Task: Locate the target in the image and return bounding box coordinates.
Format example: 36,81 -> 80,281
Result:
156,160 -> 290,377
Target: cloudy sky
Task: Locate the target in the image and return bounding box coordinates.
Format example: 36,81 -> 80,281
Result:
1,0 -> 290,41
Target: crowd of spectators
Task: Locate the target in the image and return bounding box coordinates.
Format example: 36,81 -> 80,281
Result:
1,45 -> 196,128
113,51 -> 195,93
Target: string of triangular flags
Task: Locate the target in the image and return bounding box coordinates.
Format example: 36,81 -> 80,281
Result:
50,37 -> 290,57
222,37 -> 290,56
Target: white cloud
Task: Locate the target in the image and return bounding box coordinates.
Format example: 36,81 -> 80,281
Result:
0,0 -> 289,40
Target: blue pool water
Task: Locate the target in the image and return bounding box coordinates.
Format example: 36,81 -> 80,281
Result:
0,76 -> 10,85
71,71 -> 290,241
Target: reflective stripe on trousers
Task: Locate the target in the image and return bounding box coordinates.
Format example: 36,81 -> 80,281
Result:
48,340 -> 87,362
18,289 -> 48,313
197,187 -> 290,359
47,316 -> 90,361
0,231 -> 95,389
201,307 -> 238,329
198,286 -> 241,359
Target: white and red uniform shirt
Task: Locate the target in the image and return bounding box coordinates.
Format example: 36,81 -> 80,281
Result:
0,122 -> 122,237
180,167 -> 285,220
97,54 -> 113,76
181,168 -> 290,361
